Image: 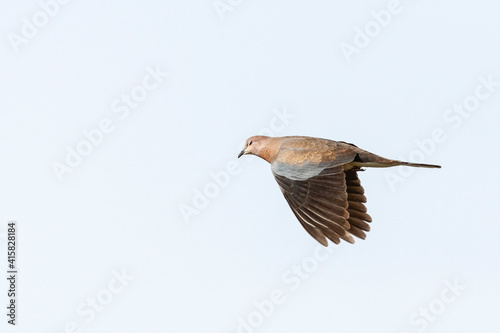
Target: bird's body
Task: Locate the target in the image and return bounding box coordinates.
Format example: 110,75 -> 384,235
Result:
238,135 -> 440,246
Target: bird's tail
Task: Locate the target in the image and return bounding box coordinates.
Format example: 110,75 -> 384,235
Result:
347,148 -> 442,169
396,161 -> 441,168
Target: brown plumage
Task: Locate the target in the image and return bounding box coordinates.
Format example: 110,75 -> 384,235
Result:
238,135 -> 441,246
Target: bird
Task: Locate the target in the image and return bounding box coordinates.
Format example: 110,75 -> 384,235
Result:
238,135 -> 441,246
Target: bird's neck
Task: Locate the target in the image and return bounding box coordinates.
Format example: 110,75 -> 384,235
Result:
256,137 -> 282,163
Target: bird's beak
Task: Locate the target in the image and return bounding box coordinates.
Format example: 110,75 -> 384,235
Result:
238,148 -> 246,158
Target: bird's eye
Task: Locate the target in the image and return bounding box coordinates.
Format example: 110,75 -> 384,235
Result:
248,140 -> 253,146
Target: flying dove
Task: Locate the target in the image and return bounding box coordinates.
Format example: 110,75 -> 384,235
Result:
238,136 -> 440,246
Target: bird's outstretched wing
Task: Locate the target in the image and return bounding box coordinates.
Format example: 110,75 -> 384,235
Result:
273,165 -> 350,245
271,139 -> 372,245
273,166 -> 372,246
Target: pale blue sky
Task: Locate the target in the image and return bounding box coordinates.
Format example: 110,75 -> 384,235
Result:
1,1 -> 499,332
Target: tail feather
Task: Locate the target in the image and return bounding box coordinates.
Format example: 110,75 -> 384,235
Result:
347,160 -> 441,169
398,161 -> 441,169
345,145 -> 442,169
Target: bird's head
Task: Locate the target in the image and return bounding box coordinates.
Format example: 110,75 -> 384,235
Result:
238,136 -> 271,160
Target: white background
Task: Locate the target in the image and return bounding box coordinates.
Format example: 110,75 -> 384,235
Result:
1,1 -> 499,332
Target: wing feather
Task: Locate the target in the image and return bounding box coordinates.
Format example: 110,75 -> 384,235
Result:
273,165 -> 356,245
345,170 -> 372,236
270,139 -> 373,246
